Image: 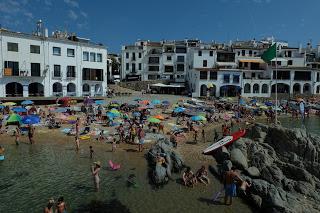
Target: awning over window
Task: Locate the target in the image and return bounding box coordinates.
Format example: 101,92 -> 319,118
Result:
239,59 -> 265,63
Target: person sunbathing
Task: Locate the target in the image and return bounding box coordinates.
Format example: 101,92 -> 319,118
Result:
196,166 -> 210,185
182,167 -> 197,187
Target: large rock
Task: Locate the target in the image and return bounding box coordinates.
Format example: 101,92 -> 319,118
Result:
230,148 -> 248,170
246,166 -> 260,178
147,138 -> 184,186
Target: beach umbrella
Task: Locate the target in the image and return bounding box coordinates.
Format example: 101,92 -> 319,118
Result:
152,100 -> 161,105
0,105 -> 4,109
54,108 -> 68,113
95,100 -> 105,105
239,99 -> 246,105
84,97 -> 94,105
106,112 -> 116,118
162,100 -> 170,105
265,102 -> 273,106
12,107 -> 27,113
134,98 -> 142,102
110,109 -> 120,115
207,83 -> 214,88
6,113 -> 22,124
22,115 -> 40,125
2,102 -> 16,106
153,115 -> 164,120
21,100 -> 34,105
260,105 -> 268,110
250,99 -> 257,104
146,104 -> 154,109
148,117 -> 161,123
191,115 -> 206,121
132,112 -> 141,117
173,107 -> 186,113
139,100 -> 150,105
109,103 -> 120,108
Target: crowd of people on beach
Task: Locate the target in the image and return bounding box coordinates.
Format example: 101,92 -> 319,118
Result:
0,95 -> 317,211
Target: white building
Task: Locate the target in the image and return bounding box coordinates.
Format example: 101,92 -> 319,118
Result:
0,27 -> 107,98
121,40 -> 193,83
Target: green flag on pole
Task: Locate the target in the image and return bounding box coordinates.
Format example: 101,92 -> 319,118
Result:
261,43 -> 277,63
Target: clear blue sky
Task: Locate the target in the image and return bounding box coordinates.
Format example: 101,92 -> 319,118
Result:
0,0 -> 319,53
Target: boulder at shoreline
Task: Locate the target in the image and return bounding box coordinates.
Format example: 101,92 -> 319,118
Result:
214,123 -> 320,213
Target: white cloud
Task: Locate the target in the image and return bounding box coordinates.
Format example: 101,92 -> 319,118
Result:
44,0 -> 53,6
64,0 -> 79,8
80,11 -> 88,18
68,10 -> 78,20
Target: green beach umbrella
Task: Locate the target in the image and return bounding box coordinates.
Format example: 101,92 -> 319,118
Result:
148,117 -> 161,123
6,113 -> 22,124
110,109 -> 120,115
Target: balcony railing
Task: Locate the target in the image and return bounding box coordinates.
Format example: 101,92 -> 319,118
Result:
3,69 -> 44,77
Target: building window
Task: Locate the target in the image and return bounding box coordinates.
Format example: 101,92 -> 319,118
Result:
126,52 -> 129,59
210,51 -> 214,56
4,61 -> 19,76
241,50 -> 245,56
132,63 -> 136,72
54,65 -> 61,77
288,60 -> 293,65
149,57 -> 159,64
177,56 -> 185,62
223,74 -> 230,83
7,42 -> 18,52
203,60 -> 207,67
30,45 -> 40,54
177,64 -> 184,72
237,51 -> 240,56
198,51 -> 202,56
139,63 -> 142,70
67,66 -> 76,77
97,53 -> 102,62
90,53 -> 96,62
148,66 -> 159,72
244,83 -> 251,93
167,56 -> 172,61
132,53 -> 136,61
209,71 -> 217,80
249,50 -> 252,56
83,52 -> 89,61
67,48 -> 75,57
165,66 -> 174,73
200,71 -> 207,80
139,52 -> 142,58
53,47 -> 61,56
262,84 -> 268,93
126,63 -> 129,70
233,75 -> 240,83
31,63 -> 41,76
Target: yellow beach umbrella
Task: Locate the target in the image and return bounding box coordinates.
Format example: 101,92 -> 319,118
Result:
2,102 -> 16,106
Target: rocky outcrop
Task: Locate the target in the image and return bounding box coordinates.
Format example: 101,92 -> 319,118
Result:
214,123 -> 320,213
147,138 -> 184,186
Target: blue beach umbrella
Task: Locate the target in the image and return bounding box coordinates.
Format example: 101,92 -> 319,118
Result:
173,107 -> 186,113
134,98 -> 142,102
152,100 -> 161,105
132,112 -> 141,117
21,100 -> 34,105
162,100 -> 170,105
265,102 -> 273,106
95,100 -> 105,105
54,108 -> 68,113
22,115 -> 40,125
12,107 -> 27,113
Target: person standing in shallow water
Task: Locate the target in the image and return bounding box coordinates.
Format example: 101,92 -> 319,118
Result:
91,161 -> 101,191
15,126 -> 21,145
75,136 -> 80,152
89,146 -> 94,159
28,125 -> 35,144
55,196 -> 67,213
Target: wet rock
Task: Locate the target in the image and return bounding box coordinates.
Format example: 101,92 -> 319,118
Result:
249,194 -> 262,209
221,146 -> 230,160
230,148 -> 248,170
222,160 -> 233,172
246,166 -> 260,178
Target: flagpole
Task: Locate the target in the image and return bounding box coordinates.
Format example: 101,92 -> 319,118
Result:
275,44 -> 278,125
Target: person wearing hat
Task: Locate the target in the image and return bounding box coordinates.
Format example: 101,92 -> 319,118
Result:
44,198 -> 54,213
91,161 -> 101,191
